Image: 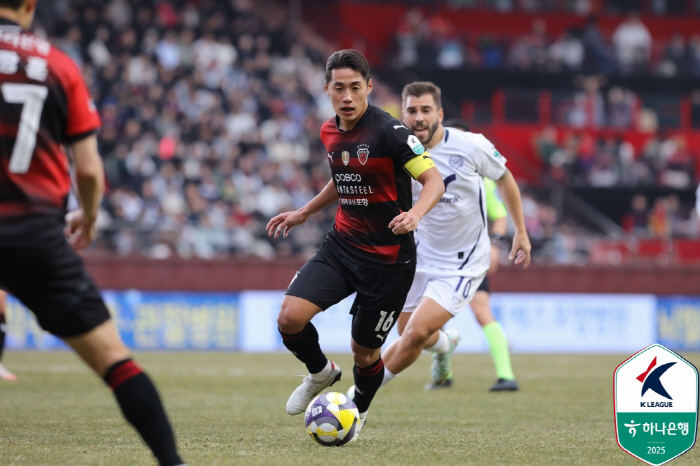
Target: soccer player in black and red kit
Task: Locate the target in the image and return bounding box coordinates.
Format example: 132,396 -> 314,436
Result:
267,49 -> 445,440
0,1 -> 185,465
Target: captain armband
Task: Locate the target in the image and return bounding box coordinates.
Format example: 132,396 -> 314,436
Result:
404,152 -> 436,179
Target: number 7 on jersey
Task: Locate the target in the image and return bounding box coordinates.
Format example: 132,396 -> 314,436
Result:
2,83 -> 48,174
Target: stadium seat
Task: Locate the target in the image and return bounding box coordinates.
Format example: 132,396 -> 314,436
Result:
674,239 -> 700,263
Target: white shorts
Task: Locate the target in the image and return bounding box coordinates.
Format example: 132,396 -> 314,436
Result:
403,269 -> 486,316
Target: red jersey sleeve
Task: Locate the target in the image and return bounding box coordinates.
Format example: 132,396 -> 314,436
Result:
51,49 -> 101,142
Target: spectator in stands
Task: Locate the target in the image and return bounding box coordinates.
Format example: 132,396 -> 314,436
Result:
689,35 -> 700,75
691,90 -> 700,128
568,75 -> 605,127
550,132 -> 581,184
581,15 -> 614,73
658,33 -> 690,77
665,194 -> 693,237
612,11 -> 652,73
606,86 -> 635,127
548,221 -> 590,265
478,34 -> 506,68
507,18 -> 549,70
429,16 -> 465,69
648,196 -> 672,237
573,132 -> 597,183
623,194 -> 651,237
659,135 -> 694,189
547,29 -> 584,72
641,132 -> 665,179
588,137 -> 620,187
393,8 -> 433,68
534,125 -> 558,169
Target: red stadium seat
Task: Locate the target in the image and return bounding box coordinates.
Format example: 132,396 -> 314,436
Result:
674,239 -> 700,263
633,239 -> 672,264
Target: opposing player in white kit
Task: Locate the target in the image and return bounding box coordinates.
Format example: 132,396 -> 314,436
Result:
349,81 -> 531,396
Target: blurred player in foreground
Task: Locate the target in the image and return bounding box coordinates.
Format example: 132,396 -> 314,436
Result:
267,50 -> 444,441
349,82 -> 530,399
0,289 -> 16,380
424,118 -> 518,392
0,1 -> 185,464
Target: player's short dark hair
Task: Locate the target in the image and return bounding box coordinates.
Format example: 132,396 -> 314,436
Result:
402,82 -> 442,110
443,118 -> 470,132
325,49 -> 370,83
0,0 -> 25,9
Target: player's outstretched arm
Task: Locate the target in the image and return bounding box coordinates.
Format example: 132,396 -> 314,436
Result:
267,178 -> 339,239
389,166 -> 444,235
495,169 -> 531,268
66,135 -> 104,250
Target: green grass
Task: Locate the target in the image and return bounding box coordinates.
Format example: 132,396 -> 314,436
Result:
1,352 -> 698,466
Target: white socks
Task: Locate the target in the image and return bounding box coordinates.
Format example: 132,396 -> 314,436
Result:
380,368 -> 396,387
311,360 -> 332,381
424,330 -> 450,354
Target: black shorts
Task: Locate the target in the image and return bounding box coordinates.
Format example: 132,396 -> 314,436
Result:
476,275 -> 490,294
0,215 -> 110,338
287,238 -> 416,349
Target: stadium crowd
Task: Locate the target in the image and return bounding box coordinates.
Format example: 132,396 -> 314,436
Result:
390,7 -> 700,77
441,0 -> 700,16
535,126 -> 696,190
30,0 -> 699,263
36,0 -> 408,259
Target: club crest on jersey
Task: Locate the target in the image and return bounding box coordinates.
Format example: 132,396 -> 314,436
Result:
407,135 -> 425,155
342,151 -> 350,166
449,155 -> 464,169
357,144 -> 370,165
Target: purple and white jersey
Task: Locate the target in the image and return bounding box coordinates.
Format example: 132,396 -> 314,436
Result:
412,128 -> 507,275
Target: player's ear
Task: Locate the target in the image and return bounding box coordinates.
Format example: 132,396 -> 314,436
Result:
25,0 -> 37,14
438,107 -> 444,123
367,78 -> 373,94
324,81 -> 329,95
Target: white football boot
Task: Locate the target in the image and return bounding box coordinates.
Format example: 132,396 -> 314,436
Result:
0,362 -> 16,381
431,329 -> 460,384
286,361 -> 342,415
350,411 -> 367,442
346,384 -> 356,401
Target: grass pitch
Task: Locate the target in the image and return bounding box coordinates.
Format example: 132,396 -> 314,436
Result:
1,351 -> 698,466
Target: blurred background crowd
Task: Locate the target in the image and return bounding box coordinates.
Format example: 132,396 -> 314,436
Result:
29,0 -> 700,265
39,0 -> 404,260
392,7 -> 700,77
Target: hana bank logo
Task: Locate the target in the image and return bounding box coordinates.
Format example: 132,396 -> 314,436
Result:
637,356 -> 676,400
614,344 -> 699,466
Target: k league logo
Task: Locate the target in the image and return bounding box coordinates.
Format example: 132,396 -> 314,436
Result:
614,344 -> 699,466
637,357 -> 675,402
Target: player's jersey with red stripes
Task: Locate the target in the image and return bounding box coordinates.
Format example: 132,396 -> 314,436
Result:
0,19 -> 101,219
321,105 -> 421,267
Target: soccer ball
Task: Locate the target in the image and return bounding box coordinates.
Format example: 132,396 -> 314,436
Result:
304,392 -> 359,446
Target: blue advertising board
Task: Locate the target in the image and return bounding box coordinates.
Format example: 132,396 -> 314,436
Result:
5,291 -> 240,350
657,296 -> 700,351
6,290 -> 698,353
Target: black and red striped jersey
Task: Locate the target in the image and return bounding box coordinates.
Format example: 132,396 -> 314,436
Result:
0,18 -> 101,219
321,105 -> 424,267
